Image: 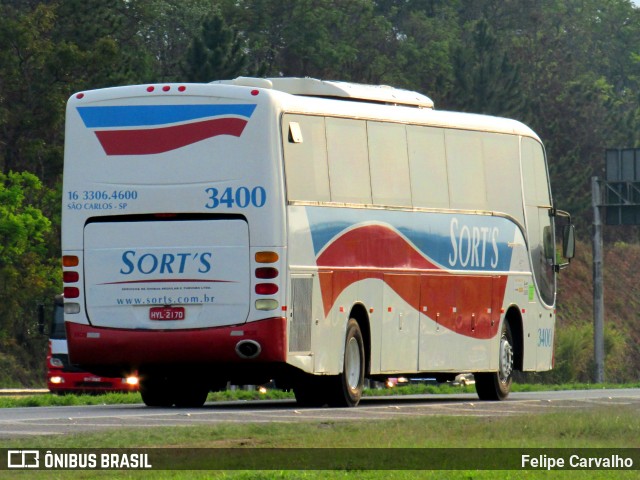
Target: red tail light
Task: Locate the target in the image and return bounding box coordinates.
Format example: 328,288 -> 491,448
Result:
255,267 -> 278,279
255,283 -> 278,295
64,287 -> 80,298
63,271 -> 79,283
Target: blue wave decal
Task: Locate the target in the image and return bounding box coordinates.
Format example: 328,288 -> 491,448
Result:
77,104 -> 257,128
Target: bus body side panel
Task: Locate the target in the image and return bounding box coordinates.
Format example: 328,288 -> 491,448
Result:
280,107 -> 558,380
285,206 -> 342,374
286,204 -> 535,376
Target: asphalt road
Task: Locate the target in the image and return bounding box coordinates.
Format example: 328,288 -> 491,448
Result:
1,389 -> 639,440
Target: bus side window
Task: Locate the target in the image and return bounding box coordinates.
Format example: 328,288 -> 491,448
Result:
444,130 -> 488,211
407,126 -> 449,209
482,133 -> 523,224
283,115 -> 330,202
326,118 -> 372,204
368,121 -> 411,207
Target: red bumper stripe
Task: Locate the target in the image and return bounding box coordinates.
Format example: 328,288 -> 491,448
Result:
66,317 -> 287,367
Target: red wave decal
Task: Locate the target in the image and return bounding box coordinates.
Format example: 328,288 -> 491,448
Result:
316,225 -> 438,271
94,117 -> 249,155
419,273 -> 508,339
316,225 -> 438,315
315,225 -> 508,339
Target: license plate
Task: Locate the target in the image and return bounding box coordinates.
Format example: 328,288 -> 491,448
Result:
84,376 -> 102,382
149,306 -> 185,321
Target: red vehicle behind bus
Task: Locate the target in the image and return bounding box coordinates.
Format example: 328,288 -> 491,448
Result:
42,295 -> 139,394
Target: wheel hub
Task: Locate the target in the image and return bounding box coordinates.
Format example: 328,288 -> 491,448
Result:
498,336 -> 513,383
345,337 -> 361,390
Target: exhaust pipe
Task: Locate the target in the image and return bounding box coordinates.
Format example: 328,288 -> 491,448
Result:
235,340 -> 262,359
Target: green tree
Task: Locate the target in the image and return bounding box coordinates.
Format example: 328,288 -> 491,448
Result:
134,0 -> 211,82
214,0 -> 403,83
0,3 -> 63,178
502,0 -> 640,221
446,18 -> 522,116
184,12 -> 251,82
51,0 -> 157,88
446,0 -> 640,224
0,171 -> 59,386
0,1 -> 157,180
382,4 -> 461,95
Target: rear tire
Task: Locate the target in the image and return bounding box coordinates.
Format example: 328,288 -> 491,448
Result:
327,319 -> 365,407
293,376 -> 328,408
140,375 -> 175,407
475,322 -> 514,401
174,384 -> 209,408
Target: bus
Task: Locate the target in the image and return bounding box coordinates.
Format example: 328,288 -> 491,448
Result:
43,295 -> 139,394
61,77 -> 574,407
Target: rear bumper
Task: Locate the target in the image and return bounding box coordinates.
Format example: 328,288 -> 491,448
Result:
66,317 -> 287,368
47,371 -> 138,393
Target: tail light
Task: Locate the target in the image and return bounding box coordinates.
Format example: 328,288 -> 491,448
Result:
254,251 -> 280,311
62,255 -> 81,312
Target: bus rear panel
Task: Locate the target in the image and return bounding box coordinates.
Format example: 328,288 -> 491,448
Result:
62,84 -> 288,399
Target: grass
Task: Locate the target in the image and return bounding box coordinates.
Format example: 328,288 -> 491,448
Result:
1,405 -> 638,479
7,405 -> 638,448
1,382 -> 639,408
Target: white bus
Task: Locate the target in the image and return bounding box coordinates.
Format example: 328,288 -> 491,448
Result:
61,77 -> 574,407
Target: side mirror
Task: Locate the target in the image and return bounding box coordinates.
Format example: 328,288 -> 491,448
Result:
552,209 -> 574,272
563,224 -> 575,260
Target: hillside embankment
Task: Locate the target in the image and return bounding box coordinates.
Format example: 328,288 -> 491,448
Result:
553,240 -> 640,383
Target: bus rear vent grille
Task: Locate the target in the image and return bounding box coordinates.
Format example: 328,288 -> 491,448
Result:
289,276 -> 313,352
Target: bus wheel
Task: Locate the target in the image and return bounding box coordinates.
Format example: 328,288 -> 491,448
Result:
174,384 -> 209,408
293,375 -> 328,408
475,322 -> 514,401
140,375 -> 175,407
328,318 -> 365,407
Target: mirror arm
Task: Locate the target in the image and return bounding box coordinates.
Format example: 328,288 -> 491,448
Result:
553,208 -> 572,221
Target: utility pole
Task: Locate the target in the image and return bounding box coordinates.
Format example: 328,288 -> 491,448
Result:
591,176 -> 605,383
